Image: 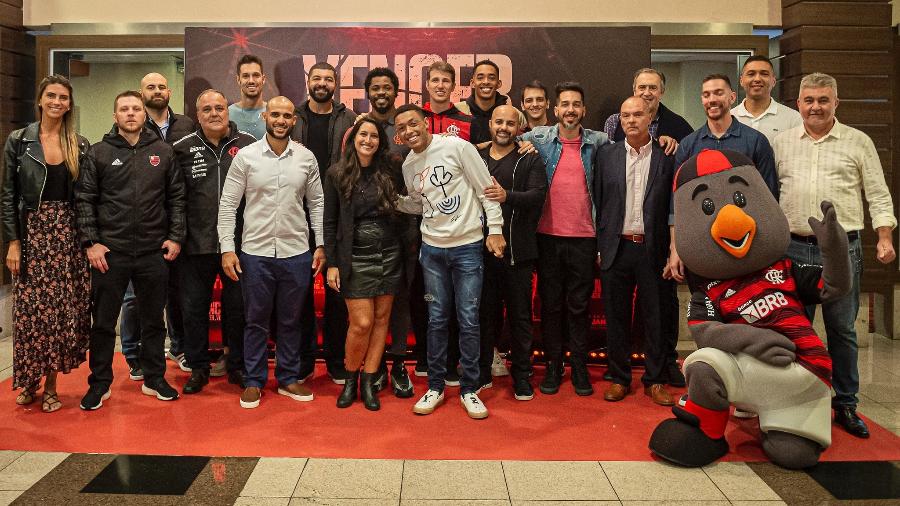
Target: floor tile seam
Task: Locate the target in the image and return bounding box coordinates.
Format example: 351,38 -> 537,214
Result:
399,459 -> 405,501
596,461 -> 622,503
0,452 -> 24,474
500,460 -> 512,504
289,457 -> 310,498
702,465 -> 743,503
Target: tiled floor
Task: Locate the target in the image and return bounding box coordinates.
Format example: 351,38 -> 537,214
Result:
0,334 -> 897,504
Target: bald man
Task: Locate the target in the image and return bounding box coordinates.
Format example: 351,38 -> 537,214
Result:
477,105 -> 547,400
217,96 -> 326,408
140,73 -> 195,142
593,96 -> 676,405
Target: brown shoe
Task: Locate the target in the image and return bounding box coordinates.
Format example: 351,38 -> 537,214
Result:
278,382 -> 314,402
644,384 -> 675,406
240,387 -> 261,409
603,383 -> 631,402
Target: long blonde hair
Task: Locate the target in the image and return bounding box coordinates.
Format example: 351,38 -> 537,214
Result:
36,75 -> 80,180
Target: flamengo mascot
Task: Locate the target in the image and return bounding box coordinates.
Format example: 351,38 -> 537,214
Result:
648,149 -> 851,469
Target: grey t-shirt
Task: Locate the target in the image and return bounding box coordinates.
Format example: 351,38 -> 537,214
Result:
228,103 -> 266,140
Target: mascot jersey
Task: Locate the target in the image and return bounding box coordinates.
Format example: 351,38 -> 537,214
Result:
687,258 -> 832,387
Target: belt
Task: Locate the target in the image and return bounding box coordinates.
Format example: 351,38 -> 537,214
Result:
621,234 -> 645,244
790,231 -> 859,245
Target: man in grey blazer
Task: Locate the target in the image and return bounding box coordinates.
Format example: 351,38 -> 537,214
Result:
593,96 -> 676,406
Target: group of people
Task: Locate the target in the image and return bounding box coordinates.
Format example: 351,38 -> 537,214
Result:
2,54 -> 895,437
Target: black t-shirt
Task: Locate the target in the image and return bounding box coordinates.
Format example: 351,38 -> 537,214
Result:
486,149 -> 518,190
307,111 -> 330,171
42,162 -> 70,201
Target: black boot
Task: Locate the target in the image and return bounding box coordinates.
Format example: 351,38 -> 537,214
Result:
336,370 -> 359,408
540,361 -> 563,395
360,372 -> 381,411
183,369 -> 210,394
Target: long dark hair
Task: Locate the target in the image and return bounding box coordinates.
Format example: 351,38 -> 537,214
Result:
336,117 -> 398,214
36,75 -> 79,180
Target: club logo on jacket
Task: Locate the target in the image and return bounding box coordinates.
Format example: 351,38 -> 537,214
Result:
149,155 -> 160,167
446,124 -> 460,137
765,269 -> 785,284
228,146 -> 240,158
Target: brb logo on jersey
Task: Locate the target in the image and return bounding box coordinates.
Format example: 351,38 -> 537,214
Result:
738,292 -> 789,323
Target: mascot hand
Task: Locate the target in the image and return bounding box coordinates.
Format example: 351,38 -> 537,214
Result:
808,201 -> 848,255
808,200 -> 852,301
693,321 -> 796,367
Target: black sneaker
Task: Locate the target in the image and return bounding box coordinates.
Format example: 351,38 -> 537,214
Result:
539,361 -> 563,395
667,361 -> 686,388
126,358 -> 143,381
183,369 -> 210,394
390,361 -> 414,398
571,361 -> 594,396
414,360 -> 428,377
227,369 -> 245,388
513,377 -> 534,401
142,378 -> 179,401
328,367 -> 349,385
444,369 -> 461,387
80,385 -> 110,411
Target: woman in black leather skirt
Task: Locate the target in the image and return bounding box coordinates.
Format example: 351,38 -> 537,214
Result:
323,117 -> 405,410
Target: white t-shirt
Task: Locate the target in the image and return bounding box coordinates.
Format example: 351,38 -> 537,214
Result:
732,99 -> 802,145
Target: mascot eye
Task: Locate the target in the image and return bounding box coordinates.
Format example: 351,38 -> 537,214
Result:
733,191 -> 747,208
702,198 -> 715,216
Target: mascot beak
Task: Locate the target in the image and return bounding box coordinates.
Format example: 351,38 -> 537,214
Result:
710,204 -> 757,258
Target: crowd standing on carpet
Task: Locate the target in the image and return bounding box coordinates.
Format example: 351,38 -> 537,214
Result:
1,54 -> 896,440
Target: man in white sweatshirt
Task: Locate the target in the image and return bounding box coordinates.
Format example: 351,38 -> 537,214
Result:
394,103 -> 506,419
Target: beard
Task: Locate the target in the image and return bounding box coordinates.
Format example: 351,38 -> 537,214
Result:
309,86 -> 334,104
266,123 -> 294,139
144,96 -> 168,111
370,96 -> 393,115
492,131 -> 514,146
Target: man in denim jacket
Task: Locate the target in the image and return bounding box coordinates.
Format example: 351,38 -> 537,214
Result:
518,81 -> 610,397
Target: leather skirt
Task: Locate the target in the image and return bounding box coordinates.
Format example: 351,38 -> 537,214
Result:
343,219 -> 403,299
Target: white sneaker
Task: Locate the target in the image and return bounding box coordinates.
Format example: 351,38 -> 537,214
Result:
210,355 -> 227,377
166,349 -> 191,373
733,408 -> 758,419
491,348 -> 510,377
412,389 -> 445,415
460,392 -> 489,419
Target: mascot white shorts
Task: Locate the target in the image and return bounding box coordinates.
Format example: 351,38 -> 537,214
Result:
684,348 -> 832,448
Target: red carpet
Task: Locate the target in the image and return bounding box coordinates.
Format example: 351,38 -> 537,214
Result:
2,356 -> 899,461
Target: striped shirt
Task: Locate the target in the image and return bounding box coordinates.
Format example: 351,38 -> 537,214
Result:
687,258 -> 832,386
774,120 -> 897,235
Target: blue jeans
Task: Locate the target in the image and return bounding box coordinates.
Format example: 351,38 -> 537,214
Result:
786,236 -> 863,408
240,251 -> 312,389
120,282 -> 140,359
419,240 -> 484,395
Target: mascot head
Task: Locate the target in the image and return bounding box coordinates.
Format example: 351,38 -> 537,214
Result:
673,149 -> 789,279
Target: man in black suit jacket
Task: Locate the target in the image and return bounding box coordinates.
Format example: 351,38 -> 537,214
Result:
593,96 -> 676,406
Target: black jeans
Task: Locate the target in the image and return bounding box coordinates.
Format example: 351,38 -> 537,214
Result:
387,242 -> 420,358
299,272 -> 347,372
180,254 -> 245,372
537,234 -> 595,364
601,240 -> 666,386
89,251 -> 168,388
480,257 -> 535,380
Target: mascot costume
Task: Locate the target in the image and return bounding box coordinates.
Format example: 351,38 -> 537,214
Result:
649,149 -> 852,469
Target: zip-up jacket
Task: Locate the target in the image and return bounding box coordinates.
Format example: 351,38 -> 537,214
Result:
291,100 -> 357,168
477,146 -> 547,264
75,127 -> 185,254
423,102 -> 472,141
1,121 -> 91,243
457,93 -> 525,146
145,107 -> 195,143
172,122 -> 256,255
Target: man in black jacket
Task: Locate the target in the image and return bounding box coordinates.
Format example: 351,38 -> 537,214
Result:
173,89 -> 257,394
593,96 -> 676,406
457,59 -> 523,146
478,105 -> 547,400
291,62 -> 357,384
76,90 -> 186,410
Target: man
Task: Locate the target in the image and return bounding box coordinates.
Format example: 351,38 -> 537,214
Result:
173,89 -> 257,394
229,54 -> 268,140
604,67 -> 692,388
732,55 -> 802,145
521,80 -> 551,132
121,73 -> 196,376
455,59 -> 525,145
218,96 -> 326,409
603,68 -> 693,144
775,72 -> 897,438
519,82 -> 610,397
478,105 -> 547,400
290,62 -> 357,384
76,90 -> 185,410
394,104 -> 505,419
593,96 -> 676,406
363,67 -> 410,157
423,61 -> 472,141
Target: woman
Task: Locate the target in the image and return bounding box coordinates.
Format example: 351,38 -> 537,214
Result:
324,118 -> 405,411
0,75 -> 91,412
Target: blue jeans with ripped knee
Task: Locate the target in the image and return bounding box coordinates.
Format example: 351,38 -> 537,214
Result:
419,240 -> 484,395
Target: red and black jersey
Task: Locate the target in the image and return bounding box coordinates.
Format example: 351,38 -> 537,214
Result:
423,102 -> 472,141
687,258 -> 832,386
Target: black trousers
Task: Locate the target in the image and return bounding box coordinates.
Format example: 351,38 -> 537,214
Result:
659,278 -> 680,367
386,242 -> 421,359
479,257 -> 535,380
89,251 -> 168,388
600,240 -> 666,386
299,273 -> 347,372
180,254 -> 245,372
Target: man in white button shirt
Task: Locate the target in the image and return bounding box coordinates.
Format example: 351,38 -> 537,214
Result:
774,72 -> 897,439
732,56 -> 802,145
218,96 -> 327,409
